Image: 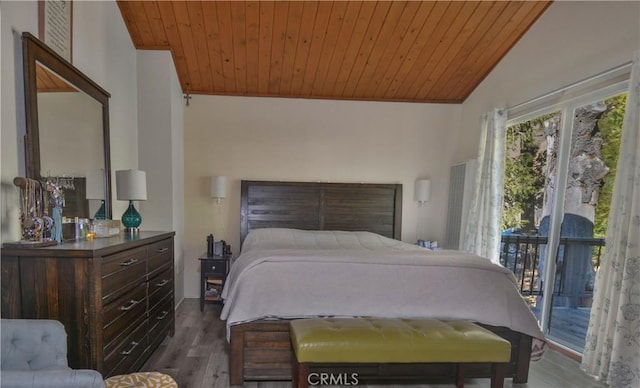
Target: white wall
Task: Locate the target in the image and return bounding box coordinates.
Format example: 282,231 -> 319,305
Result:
183,96 -> 461,298
457,1 -> 640,162
170,56 -> 185,306
72,1 -> 139,219
1,1 -> 37,241
0,0 -> 138,242
137,50 -> 185,305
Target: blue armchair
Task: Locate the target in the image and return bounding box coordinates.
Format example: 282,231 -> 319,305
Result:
1,319 -> 104,388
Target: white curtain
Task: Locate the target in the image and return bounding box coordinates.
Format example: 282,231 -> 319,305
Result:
582,51 -> 640,388
463,108 -> 507,264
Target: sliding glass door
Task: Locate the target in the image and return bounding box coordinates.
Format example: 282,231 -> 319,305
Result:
503,86 -> 627,354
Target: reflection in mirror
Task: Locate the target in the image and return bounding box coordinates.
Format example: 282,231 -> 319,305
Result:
36,63 -> 104,218
22,32 -> 112,219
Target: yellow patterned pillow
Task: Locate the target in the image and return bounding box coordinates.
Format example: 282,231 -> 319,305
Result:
105,372 -> 178,388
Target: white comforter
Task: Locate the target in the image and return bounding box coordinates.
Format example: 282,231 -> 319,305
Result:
221,228 -> 545,356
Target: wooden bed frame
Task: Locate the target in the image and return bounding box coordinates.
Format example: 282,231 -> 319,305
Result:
228,180 -> 532,385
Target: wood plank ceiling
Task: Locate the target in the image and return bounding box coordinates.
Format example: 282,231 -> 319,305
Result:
117,1 -> 551,103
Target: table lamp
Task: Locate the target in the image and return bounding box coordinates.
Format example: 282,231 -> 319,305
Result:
116,169 -> 147,233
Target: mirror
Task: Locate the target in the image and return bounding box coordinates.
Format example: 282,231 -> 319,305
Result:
22,32 -> 112,219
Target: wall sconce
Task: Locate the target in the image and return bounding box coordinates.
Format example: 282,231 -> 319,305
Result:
211,176 -> 227,204
86,169 -> 106,220
414,179 -> 431,207
116,169 -> 147,233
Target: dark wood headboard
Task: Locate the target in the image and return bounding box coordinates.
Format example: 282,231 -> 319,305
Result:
240,180 -> 402,244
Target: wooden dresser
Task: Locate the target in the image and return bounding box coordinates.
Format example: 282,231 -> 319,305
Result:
1,231 -> 175,377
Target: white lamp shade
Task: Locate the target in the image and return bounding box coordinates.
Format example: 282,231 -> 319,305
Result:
211,176 -> 227,199
86,169 -> 104,200
116,170 -> 147,201
414,179 -> 431,202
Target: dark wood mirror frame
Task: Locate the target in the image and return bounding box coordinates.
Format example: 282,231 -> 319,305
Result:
22,32 -> 112,219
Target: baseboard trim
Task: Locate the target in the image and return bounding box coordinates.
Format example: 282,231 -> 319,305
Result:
547,341 -> 582,362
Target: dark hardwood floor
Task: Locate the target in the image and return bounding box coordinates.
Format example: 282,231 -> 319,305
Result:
142,299 -> 606,388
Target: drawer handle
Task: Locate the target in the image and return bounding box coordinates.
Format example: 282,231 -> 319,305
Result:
119,299 -> 141,311
156,310 -> 169,320
121,341 -> 139,355
119,258 -> 139,267
156,247 -> 169,253
210,265 -> 216,270
155,279 -> 169,287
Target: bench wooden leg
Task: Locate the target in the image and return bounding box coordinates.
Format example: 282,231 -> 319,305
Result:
491,363 -> 507,388
456,363 -> 465,388
298,363 -> 310,388
291,356 -> 300,387
290,357 -> 309,388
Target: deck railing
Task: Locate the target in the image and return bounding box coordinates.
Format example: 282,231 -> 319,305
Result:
500,235 -> 605,306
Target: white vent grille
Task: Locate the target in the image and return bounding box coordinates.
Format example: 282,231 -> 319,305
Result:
445,160 -> 477,249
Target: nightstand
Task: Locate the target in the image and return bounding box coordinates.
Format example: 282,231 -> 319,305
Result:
199,254 -> 230,311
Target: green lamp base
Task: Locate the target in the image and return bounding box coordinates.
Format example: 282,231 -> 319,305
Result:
121,200 -> 142,233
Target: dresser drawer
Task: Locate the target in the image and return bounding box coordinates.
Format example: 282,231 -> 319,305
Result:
102,246 -> 147,304
201,259 -> 227,277
147,239 -> 172,277
148,294 -> 174,352
103,317 -> 148,377
148,266 -> 173,311
149,292 -> 173,331
103,282 -> 147,353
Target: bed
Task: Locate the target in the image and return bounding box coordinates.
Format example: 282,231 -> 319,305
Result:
223,180 -> 545,385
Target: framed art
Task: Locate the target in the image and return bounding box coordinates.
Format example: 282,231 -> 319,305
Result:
38,0 -> 72,62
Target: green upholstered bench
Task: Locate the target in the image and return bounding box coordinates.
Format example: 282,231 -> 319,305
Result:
290,318 -> 511,388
